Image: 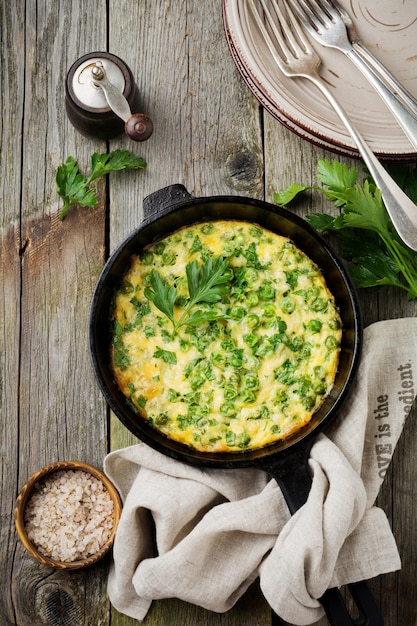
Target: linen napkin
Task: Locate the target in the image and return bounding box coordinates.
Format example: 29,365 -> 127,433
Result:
104,318 -> 417,625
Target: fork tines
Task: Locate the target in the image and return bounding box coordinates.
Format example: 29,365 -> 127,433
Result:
248,0 -> 317,67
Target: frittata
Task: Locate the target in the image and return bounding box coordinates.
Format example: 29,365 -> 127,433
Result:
111,220 -> 342,452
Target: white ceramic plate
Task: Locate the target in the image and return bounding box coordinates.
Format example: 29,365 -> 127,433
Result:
223,0 -> 417,158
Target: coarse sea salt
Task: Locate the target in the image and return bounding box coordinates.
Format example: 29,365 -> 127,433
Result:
24,469 -> 114,562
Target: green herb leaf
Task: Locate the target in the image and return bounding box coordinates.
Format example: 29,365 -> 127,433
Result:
144,256 -> 232,335
144,270 -> 177,325
317,159 -> 358,193
183,309 -> 220,326
56,150 -> 147,220
153,347 -> 177,365
186,257 -> 231,305
305,213 -> 336,231
275,158 -> 417,300
87,150 -> 147,184
273,183 -> 311,205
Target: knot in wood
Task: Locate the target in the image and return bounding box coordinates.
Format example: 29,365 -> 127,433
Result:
35,582 -> 82,625
227,151 -> 258,182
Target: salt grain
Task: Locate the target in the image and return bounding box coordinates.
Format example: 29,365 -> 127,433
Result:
24,469 -> 114,562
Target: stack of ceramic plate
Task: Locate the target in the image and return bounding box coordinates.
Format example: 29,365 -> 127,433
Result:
222,0 -> 417,158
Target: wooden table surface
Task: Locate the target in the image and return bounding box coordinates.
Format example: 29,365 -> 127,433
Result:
1,1 -> 417,625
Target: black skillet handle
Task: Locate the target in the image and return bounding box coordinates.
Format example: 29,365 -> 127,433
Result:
264,446 -> 384,626
143,184 -> 193,220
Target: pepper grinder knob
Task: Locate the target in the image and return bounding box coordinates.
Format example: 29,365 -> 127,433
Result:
90,62 -> 153,141
65,52 -> 153,142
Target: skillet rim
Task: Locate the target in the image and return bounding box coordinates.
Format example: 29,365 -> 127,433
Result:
88,193 -> 363,468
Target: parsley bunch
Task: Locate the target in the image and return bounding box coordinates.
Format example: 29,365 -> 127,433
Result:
56,150 -> 147,220
274,159 -> 417,300
144,256 -> 233,336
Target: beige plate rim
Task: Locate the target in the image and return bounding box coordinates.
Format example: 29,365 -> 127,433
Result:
223,0 -> 417,159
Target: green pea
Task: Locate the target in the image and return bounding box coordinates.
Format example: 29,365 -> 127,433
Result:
224,386 -> 238,400
301,394 -> 317,410
229,350 -> 244,368
245,268 -> 259,283
315,382 -> 328,395
325,335 -> 339,351
287,335 -> 304,352
243,332 -> 259,348
329,317 -> 341,330
311,297 -> 328,312
210,351 -> 226,368
154,413 -> 170,426
262,304 -> 276,318
299,344 -> 312,358
245,355 -> 261,371
161,252 -> 176,266
120,279 -> 135,294
229,305 -> 246,320
220,402 -> 237,417
141,251 -> 154,265
280,296 -> 295,314
246,292 -> 259,307
305,319 -> 322,334
189,374 -> 205,390
154,242 -> 166,254
241,389 -> 257,403
245,313 -> 260,329
244,374 -> 259,390
259,281 -> 276,300
256,341 -> 273,358
221,338 -> 236,351
225,430 -> 237,446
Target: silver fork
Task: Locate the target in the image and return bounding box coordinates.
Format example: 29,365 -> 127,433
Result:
247,0 -> 417,252
336,0 -> 417,114
287,0 -> 417,152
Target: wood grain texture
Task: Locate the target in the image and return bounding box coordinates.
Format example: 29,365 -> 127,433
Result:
1,0 -> 111,624
1,0 -> 416,624
108,1 -> 269,624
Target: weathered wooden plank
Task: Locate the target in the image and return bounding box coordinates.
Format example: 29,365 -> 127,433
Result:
263,116 -> 335,626
1,0 -> 415,622
263,112 -> 417,625
1,0 -> 113,624
107,1 -> 271,624
107,0 -> 264,245
0,1 -> 26,622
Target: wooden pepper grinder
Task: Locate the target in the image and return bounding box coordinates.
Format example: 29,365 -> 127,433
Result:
65,52 -> 153,141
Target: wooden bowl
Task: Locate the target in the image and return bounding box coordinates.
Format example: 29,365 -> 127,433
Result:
14,460 -> 122,570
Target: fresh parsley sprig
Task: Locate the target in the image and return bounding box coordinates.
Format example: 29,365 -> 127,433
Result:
144,256 -> 232,335
56,150 -> 147,220
274,159 -> 417,300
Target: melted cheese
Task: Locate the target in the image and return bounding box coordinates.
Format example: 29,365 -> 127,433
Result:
111,220 -> 342,452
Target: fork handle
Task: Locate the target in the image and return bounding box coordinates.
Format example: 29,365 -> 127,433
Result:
352,40 -> 417,118
344,46 -> 417,153
310,73 -> 417,251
